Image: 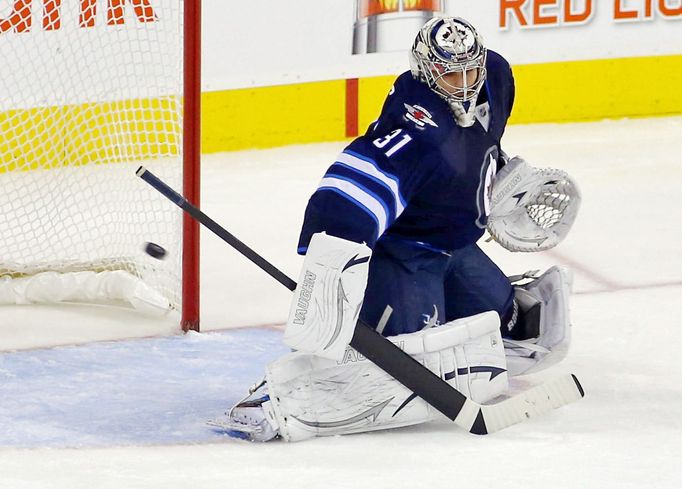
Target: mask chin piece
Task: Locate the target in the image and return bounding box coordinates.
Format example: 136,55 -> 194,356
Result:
448,100 -> 477,128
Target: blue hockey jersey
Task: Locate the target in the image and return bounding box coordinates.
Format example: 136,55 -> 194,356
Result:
298,50 -> 515,254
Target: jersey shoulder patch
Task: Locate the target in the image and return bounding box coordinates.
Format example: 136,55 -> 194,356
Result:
402,103 -> 439,129
380,72 -> 451,135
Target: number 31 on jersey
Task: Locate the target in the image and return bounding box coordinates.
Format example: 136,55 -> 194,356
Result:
373,129 -> 412,157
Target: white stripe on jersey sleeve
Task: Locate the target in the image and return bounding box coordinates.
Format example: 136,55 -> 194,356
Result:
318,177 -> 388,236
336,152 -> 406,217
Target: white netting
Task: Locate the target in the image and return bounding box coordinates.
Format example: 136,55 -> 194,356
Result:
0,1 -> 185,311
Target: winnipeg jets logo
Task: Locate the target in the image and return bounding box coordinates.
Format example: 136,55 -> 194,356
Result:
437,21 -> 475,56
403,103 -> 438,129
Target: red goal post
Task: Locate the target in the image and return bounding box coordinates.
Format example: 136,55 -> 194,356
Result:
183,0 -> 201,332
0,0 -> 202,332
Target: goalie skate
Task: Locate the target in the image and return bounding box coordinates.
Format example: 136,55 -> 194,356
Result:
207,417 -> 273,441
208,382 -> 279,442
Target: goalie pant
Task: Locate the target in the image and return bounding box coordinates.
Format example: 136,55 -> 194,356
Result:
262,310 -> 507,442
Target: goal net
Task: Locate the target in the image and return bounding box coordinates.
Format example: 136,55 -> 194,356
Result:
0,1 -> 199,326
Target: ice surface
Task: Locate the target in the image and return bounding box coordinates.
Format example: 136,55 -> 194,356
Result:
0,329 -> 288,448
1,116 -> 681,488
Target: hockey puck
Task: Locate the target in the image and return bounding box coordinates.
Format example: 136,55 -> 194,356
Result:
144,242 -> 167,260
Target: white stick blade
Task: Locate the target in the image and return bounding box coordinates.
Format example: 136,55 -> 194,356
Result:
480,374 -> 584,434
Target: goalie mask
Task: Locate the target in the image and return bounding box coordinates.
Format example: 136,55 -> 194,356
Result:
409,17 -> 487,127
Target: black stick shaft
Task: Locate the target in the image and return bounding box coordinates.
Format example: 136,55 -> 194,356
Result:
136,166 -> 297,292
137,166 -> 470,423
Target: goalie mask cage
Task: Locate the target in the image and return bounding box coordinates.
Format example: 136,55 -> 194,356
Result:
0,0 -> 201,331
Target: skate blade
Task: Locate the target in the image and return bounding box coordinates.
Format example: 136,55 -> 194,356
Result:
207,418 -> 264,439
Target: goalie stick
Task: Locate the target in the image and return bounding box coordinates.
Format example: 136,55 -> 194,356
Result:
136,166 -> 584,435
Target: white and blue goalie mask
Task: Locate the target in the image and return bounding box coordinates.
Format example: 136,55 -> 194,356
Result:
409,17 -> 488,127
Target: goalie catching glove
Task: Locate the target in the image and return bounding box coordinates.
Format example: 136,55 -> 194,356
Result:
487,156 -> 581,252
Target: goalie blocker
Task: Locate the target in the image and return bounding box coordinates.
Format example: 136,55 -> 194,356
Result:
284,233 -> 371,361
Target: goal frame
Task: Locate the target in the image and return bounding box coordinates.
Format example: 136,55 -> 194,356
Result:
0,1 -> 202,331
182,0 -> 202,332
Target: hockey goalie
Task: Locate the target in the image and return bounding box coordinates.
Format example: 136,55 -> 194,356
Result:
214,16 -> 581,442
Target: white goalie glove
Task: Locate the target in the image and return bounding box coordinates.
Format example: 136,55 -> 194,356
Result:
284,232 -> 371,361
487,156 -> 581,252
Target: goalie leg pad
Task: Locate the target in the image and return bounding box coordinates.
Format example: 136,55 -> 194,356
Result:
214,380 -> 280,442
504,266 -> 573,376
266,311 -> 508,442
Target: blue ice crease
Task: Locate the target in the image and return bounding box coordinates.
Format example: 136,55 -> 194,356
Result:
0,328 -> 288,448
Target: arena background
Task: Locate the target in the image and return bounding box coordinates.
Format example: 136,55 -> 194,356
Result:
199,0 -> 682,151
1,3 -> 682,487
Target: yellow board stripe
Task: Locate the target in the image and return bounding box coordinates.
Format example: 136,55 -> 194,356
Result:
201,80 -> 346,153
0,97 -> 181,173
357,75 -> 398,135
1,54 -> 680,169
205,53 -> 682,151
511,54 -> 682,123
356,54 -> 682,129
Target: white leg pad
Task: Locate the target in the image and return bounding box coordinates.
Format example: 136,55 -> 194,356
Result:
505,266 -> 573,376
266,311 -> 508,442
